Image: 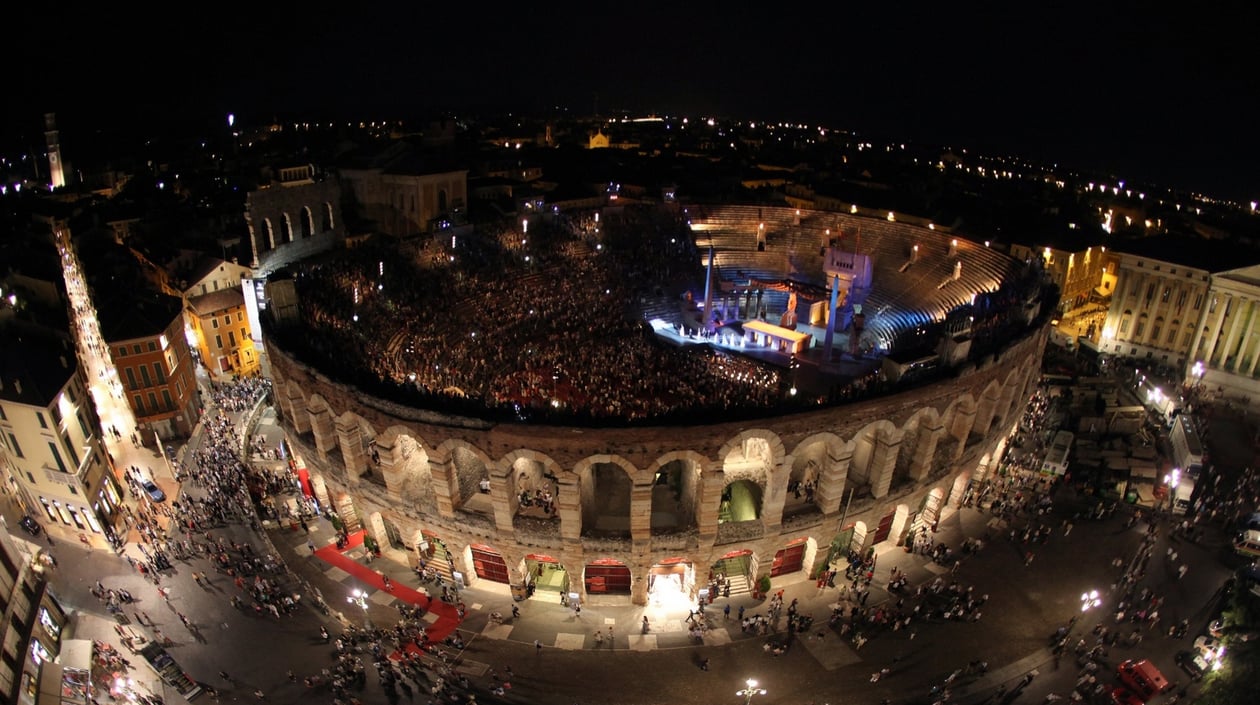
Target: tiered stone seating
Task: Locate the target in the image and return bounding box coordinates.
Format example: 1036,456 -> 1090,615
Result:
685,205 -> 1017,353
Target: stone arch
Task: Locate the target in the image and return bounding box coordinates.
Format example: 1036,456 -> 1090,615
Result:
934,394 -> 977,472
499,449 -> 565,531
300,205 -> 314,238
643,451 -> 707,535
321,202 -> 334,232
306,394 -> 340,466
264,218 -> 276,251
394,434 -> 436,514
335,411 -> 378,480
894,408 -> 942,485
786,433 -> 844,518
974,379 -> 1004,438
434,439 -> 494,511
573,454 -> 638,538
719,430 -> 783,525
282,212 -> 295,244
848,419 -> 901,498
948,470 -> 971,508
309,472 -> 330,512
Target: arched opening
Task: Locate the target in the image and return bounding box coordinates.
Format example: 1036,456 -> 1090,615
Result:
711,549 -> 757,597
579,461 -> 632,537
719,480 -> 762,523
264,218 -> 276,250
648,557 -> 694,608
395,435 -> 434,513
468,543 -> 510,584
585,558 -> 631,596
786,446 -> 824,518
282,213 -> 295,244
300,206 -> 314,238
322,202 -> 334,232
448,445 -> 489,509
418,531 -> 457,585
770,536 -> 811,577
511,456 -> 557,523
523,554 -> 567,600
894,413 -> 926,485
650,457 -> 700,533
948,471 -> 972,508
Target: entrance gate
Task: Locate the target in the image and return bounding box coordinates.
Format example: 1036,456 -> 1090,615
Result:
585,559 -> 631,595
470,544 -> 510,584
771,538 -> 807,577
872,508 -> 896,543
525,554 -> 566,598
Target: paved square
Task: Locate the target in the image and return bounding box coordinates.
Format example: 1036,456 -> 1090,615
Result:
627,634 -> 657,651
482,623 -> 513,640
553,633 -> 586,650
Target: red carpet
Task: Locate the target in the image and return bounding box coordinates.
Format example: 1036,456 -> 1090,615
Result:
313,530 -> 463,654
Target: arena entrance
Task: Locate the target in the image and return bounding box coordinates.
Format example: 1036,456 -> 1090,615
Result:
585,559 -> 632,596
647,557 -> 693,609
469,544 -> 510,585
712,549 -> 757,597
418,531 -> 456,586
872,507 -> 897,543
524,554 -> 567,600
770,537 -> 808,577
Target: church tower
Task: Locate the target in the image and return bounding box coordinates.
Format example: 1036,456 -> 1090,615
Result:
44,113 -> 66,189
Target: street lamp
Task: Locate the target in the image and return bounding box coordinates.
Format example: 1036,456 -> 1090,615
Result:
737,678 -> 766,705
1080,590 -> 1101,612
347,588 -> 371,628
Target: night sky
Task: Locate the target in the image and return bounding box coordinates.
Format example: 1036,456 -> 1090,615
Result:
7,4 -> 1259,201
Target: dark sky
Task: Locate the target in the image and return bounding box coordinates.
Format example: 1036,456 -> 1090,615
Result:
8,4 -> 1259,200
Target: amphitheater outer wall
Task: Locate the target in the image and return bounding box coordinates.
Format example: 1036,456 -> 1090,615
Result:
264,324 -> 1049,605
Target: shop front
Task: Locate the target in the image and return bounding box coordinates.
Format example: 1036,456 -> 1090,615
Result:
524,553 -> 567,600
584,558 -> 631,595
470,543 -> 510,584
647,557 -> 693,607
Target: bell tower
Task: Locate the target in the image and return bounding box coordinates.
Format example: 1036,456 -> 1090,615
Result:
44,113 -> 66,189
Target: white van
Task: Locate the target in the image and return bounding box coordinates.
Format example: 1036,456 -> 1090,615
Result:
1234,530 -> 1260,559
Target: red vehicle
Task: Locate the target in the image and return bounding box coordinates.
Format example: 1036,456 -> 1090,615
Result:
1116,659 -> 1171,701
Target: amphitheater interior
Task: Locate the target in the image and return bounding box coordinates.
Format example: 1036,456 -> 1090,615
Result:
262,203 -> 1056,606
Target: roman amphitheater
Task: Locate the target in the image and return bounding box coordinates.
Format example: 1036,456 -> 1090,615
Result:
263,203 -> 1054,606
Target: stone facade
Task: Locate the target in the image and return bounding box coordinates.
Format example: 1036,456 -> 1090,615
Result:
264,324 -> 1048,605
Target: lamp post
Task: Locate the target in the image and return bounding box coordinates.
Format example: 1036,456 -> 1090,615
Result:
736,678 -> 766,705
1080,589 -> 1101,613
347,587 -> 371,629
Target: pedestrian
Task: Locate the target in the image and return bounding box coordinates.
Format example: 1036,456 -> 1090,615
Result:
382,574 -> 392,591
1025,551 -> 1035,566
738,605 -> 745,621
511,604 -> 520,619
534,639 -> 543,653
700,658 -> 710,671
724,604 -> 731,620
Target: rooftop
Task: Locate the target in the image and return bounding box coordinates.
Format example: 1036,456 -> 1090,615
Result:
0,320 -> 77,406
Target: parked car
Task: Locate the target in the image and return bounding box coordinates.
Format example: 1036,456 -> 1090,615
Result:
141,478 -> 166,503
1109,686 -> 1146,705
1174,650 -> 1209,681
18,516 -> 41,536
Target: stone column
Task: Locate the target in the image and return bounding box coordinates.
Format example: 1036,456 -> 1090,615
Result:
430,457 -> 457,519
761,459 -> 790,533
950,406 -> 978,463
909,423 -> 945,482
286,387 -> 310,435
868,431 -> 901,499
696,463 -> 725,544
1187,299 -> 1210,364
307,397 -> 336,464
1204,295 -> 1230,367
557,478 -> 582,542
814,443 -> 853,516
974,387 -> 1002,438
563,561 -> 586,603
630,483 -> 654,543
1221,296 -> 1246,371
335,414 -> 368,481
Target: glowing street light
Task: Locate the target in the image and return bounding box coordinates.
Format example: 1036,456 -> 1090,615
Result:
1080,590 -> 1102,612
347,587 -> 371,628
737,678 -> 766,705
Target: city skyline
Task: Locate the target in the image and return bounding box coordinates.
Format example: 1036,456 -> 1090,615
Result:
6,4 -> 1258,202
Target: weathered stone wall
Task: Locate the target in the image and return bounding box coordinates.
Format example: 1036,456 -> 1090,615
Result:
266,322 -> 1048,603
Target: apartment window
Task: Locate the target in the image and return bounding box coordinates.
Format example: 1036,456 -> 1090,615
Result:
240,327 -> 248,340
67,386 -> 76,403
147,392 -> 158,412
77,411 -> 91,438
6,433 -> 22,458
0,405 -> 6,420
1145,284 -> 1156,302
140,366 -> 152,387
37,411 -> 48,429
64,436 -> 80,468
1176,291 -> 1187,308
213,280 -> 219,291
223,315 -> 230,326
212,319 -> 219,329
162,389 -> 173,411
237,311 -> 244,322
215,335 -> 223,349
1209,296 -> 1218,314
116,347 -> 127,357
228,331 -> 236,346
1161,288 -> 1170,303
148,341 -> 157,352
48,442 -> 67,473
51,405 -> 62,427
1134,321 -> 1145,337
1194,294 -> 1203,310
153,363 -> 166,384
1167,327 -> 1177,344
133,344 -> 142,354
133,394 -> 144,415
1150,325 -> 1160,341
125,367 -> 138,389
